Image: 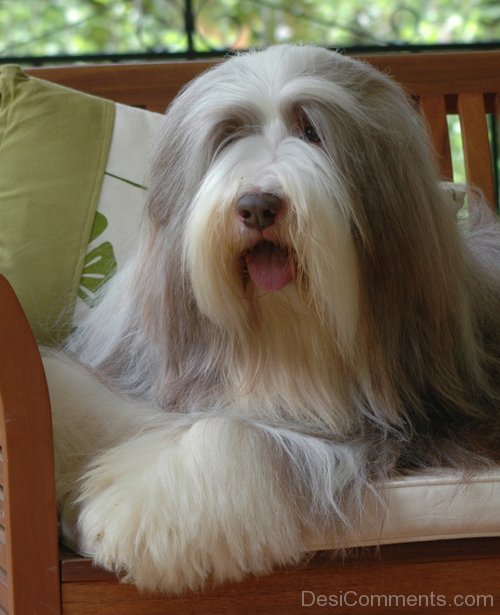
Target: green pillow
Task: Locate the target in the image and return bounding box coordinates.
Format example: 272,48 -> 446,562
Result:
0,65 -> 115,344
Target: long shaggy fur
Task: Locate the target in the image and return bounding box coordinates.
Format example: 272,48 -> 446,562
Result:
51,44 -> 500,594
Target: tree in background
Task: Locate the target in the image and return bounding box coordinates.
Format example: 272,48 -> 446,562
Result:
1,0 -> 498,58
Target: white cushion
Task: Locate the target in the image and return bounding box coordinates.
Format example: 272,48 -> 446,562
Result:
310,469 -> 500,550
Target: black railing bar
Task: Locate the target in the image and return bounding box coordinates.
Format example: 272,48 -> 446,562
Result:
489,115 -> 499,211
184,0 -> 196,58
2,41 -> 500,66
0,49 -> 231,66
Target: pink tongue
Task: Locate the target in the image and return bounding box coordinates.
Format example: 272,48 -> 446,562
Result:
245,242 -> 294,291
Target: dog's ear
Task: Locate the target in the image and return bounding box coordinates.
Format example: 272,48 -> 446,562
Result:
145,77 -> 219,228
127,68 -> 235,404
319,59 -> 496,429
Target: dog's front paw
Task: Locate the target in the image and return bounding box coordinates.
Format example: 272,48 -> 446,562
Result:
77,417 -> 306,593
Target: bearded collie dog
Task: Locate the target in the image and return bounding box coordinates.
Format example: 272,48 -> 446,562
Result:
47,44 -> 500,594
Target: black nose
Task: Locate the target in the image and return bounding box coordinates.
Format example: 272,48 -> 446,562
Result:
236,192 -> 283,229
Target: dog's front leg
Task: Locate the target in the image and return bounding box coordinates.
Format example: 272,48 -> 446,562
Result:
44,354 -> 158,503
76,413 -> 360,594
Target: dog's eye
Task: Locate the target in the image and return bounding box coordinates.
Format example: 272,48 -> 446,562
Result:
297,112 -> 320,145
213,120 -> 245,154
303,123 -> 320,144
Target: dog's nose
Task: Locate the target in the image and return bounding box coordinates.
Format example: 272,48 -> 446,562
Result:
236,192 -> 283,229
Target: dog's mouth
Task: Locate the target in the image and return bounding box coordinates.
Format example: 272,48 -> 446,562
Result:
243,241 -> 294,291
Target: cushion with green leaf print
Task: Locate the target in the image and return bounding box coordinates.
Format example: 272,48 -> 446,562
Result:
0,65 -> 115,344
78,211 -> 117,308
72,102 -> 164,325
0,65 -> 164,343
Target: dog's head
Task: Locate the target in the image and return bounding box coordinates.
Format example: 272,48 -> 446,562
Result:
149,46 -> 455,337
137,45 -> 482,425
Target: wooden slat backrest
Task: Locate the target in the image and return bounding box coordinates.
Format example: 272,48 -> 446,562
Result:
0,276 -> 61,615
418,95 -> 454,181
458,92 -> 497,209
27,50 -> 500,212
27,60 -> 218,113
25,51 -> 500,113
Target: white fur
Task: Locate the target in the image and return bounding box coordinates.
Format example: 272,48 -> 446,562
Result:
49,45 -> 500,594
48,354 -> 368,592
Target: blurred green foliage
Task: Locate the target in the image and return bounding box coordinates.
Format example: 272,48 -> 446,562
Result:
0,0 -> 498,57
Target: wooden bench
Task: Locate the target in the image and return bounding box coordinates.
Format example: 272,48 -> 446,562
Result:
1,50 -> 499,614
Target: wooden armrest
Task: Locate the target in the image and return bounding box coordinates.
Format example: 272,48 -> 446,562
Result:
0,275 -> 60,614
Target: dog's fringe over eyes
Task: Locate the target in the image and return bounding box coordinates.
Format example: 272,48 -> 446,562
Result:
52,44 -> 500,594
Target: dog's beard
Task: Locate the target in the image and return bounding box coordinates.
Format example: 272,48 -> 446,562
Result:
183,134 -> 359,346
179,132 -> 360,432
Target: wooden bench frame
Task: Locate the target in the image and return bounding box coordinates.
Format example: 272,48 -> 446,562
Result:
0,50 -> 499,614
